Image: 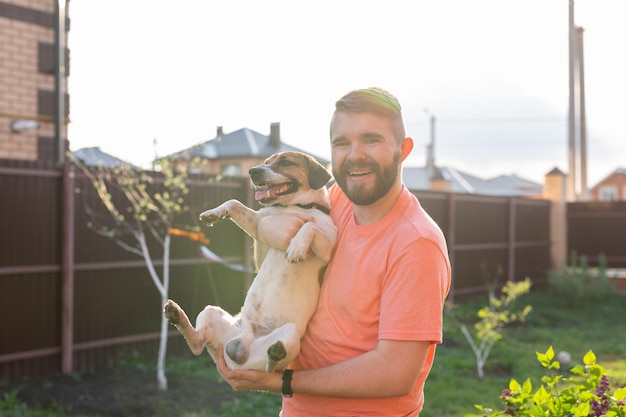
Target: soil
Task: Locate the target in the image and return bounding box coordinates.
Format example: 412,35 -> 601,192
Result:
0,366 -> 251,417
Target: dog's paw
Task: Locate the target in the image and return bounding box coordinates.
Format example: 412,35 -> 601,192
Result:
266,341 -> 288,372
198,209 -> 229,227
225,338 -> 248,365
285,238 -> 309,263
164,299 -> 181,324
267,341 -> 287,362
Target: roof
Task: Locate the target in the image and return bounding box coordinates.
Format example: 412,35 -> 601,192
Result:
590,167 -> 626,191
403,165 -> 543,196
163,126 -> 330,165
72,147 -> 138,169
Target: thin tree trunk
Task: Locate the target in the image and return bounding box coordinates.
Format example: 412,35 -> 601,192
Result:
157,295 -> 169,391
156,235 -> 171,391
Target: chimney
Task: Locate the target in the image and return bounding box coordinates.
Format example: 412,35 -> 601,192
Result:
429,167 -> 452,192
269,122 -> 280,148
216,126 -> 223,137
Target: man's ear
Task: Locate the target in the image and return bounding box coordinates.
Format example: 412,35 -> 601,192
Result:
400,137 -> 414,162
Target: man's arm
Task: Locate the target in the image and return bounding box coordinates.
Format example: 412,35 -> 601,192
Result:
216,339 -> 431,398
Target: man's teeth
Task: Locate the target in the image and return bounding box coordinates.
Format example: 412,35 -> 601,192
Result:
349,170 -> 371,176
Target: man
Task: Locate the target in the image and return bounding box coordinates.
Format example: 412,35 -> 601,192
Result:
217,87 -> 451,416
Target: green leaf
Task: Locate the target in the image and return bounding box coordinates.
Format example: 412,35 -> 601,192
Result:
537,346 -> 554,367
570,365 -> 585,376
583,350 -> 596,366
509,379 -> 521,392
533,385 -> 549,404
572,401 -> 590,417
613,386 -> 626,401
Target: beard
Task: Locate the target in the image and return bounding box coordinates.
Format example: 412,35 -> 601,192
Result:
333,151 -> 400,206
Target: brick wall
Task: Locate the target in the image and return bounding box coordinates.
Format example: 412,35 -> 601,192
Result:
590,171 -> 626,201
0,0 -> 68,161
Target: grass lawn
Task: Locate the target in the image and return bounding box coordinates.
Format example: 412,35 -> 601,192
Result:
423,285 -> 626,417
2,284 -> 624,416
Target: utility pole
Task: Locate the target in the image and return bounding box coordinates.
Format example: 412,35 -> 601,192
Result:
577,26 -> 588,201
567,0 -> 576,201
566,0 -> 588,201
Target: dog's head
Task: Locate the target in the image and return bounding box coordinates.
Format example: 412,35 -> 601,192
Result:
249,151 -> 331,206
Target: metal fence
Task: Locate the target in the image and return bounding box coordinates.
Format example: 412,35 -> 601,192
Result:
1,160 -> 556,381
567,200 -> 626,268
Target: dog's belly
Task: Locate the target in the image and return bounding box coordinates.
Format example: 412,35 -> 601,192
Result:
241,248 -> 322,337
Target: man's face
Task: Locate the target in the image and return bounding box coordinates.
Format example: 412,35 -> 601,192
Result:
330,112 -> 401,206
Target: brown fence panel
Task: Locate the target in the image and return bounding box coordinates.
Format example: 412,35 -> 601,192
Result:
567,201 -> 626,268
412,191 -> 551,300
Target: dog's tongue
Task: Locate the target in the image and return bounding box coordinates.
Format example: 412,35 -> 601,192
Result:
255,189 -> 271,201
254,184 -> 289,201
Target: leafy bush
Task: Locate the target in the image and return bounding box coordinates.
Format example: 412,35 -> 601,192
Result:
446,278 -> 532,379
548,252 -> 614,306
476,347 -> 626,417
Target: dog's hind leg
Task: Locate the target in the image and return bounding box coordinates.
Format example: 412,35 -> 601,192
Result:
226,323 -> 300,372
264,323 -> 300,372
164,300 -> 239,358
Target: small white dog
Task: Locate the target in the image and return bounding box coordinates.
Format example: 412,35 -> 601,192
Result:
164,151 -> 337,372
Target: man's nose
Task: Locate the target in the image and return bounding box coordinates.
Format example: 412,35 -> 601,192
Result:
346,142 -> 366,160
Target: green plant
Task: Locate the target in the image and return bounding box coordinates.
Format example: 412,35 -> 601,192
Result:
446,278 -> 532,379
548,252 -> 614,306
0,390 -> 66,417
476,347 -> 626,417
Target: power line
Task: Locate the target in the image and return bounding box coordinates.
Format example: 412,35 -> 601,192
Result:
409,117 -> 565,126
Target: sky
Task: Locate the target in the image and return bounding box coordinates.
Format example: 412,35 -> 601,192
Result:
67,0 -> 625,187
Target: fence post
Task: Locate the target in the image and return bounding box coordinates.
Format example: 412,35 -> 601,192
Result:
543,169 -> 568,272
508,198 -> 517,282
61,164 -> 75,374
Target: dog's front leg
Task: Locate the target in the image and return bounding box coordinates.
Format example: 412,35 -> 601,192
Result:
199,199 -> 260,239
286,222 -> 337,263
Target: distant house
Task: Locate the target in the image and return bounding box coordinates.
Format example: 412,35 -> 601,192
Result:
590,168 -> 626,201
402,165 -> 543,197
161,123 -> 329,177
72,147 -> 137,169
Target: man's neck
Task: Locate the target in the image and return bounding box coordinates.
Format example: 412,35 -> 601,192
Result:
352,182 -> 403,226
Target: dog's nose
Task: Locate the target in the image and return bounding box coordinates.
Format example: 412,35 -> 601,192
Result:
249,166 -> 263,182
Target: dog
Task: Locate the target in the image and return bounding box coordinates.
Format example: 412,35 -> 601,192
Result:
164,151 -> 337,372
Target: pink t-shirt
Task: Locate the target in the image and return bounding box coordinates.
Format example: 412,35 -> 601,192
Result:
281,185 -> 451,417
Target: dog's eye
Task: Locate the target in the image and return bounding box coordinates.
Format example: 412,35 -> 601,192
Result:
280,159 -> 293,166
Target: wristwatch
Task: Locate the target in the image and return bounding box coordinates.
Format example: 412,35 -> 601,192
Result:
282,369 -> 294,398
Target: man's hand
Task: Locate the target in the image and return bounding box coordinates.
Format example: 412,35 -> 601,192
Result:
215,348 -> 282,393
257,213 -> 314,252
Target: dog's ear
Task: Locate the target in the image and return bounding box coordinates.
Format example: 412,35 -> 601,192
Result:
307,157 -> 332,189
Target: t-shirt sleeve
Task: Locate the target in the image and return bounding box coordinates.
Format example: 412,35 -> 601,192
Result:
378,238 -> 450,343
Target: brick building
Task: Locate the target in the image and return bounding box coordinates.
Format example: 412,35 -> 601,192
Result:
590,168 -> 626,201
0,0 -> 69,162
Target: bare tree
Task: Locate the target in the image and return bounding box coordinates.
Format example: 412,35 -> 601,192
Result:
73,156 -> 202,390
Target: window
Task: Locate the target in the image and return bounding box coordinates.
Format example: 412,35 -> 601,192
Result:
221,164 -> 241,177
599,186 -> 616,201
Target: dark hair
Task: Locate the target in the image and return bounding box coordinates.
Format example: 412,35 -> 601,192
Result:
332,87 -> 406,142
